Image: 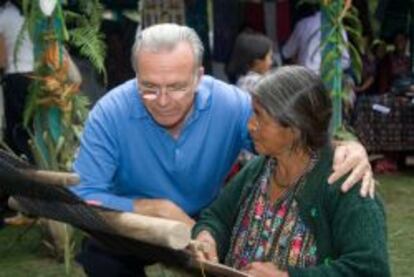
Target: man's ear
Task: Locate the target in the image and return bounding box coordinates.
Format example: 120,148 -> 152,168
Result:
195,66 -> 204,86
198,66 -> 204,79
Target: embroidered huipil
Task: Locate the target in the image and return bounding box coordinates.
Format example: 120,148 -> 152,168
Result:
192,147 -> 390,276
225,159 -> 317,270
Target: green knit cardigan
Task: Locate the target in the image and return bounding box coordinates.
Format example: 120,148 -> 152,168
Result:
192,147 -> 390,276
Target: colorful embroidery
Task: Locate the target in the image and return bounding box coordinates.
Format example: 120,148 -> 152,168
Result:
225,158 -> 318,270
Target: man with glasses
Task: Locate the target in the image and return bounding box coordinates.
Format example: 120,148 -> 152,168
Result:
72,23 -> 374,276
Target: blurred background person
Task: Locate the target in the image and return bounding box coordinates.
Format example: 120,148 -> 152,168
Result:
282,7 -> 350,74
226,31 -> 273,93
225,31 -> 274,174
0,0 -> 34,225
0,0 -> 34,159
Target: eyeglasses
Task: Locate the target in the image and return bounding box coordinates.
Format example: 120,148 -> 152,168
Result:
138,77 -> 197,101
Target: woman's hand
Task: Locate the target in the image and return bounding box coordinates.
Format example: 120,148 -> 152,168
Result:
192,230 -> 219,262
328,141 -> 375,198
242,262 -> 288,277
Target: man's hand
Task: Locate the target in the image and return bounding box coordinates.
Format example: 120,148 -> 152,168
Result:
133,199 -> 195,227
192,230 -> 219,263
242,262 -> 288,277
328,141 -> 375,198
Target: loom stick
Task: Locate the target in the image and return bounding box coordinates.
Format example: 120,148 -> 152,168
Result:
99,211 -> 192,250
20,169 -> 80,186
188,259 -> 249,277
0,149 -> 79,186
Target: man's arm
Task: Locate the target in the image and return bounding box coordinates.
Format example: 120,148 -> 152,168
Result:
328,141 -> 375,198
72,103 -> 135,211
281,21 -> 300,61
133,199 -> 195,227
73,101 -> 196,226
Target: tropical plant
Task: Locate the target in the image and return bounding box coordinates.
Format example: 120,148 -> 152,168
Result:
298,0 -> 363,139
16,0 -> 106,273
320,0 -> 362,139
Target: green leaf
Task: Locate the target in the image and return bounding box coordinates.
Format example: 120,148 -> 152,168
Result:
347,41 -> 363,83
48,107 -> 62,143
322,49 -> 339,67
23,81 -> 40,127
55,136 -> 65,156
322,66 -> 336,85
62,10 -> 82,23
345,26 -> 362,44
344,11 -> 362,34
33,114 -> 50,168
334,125 -> 358,141
69,26 -> 107,81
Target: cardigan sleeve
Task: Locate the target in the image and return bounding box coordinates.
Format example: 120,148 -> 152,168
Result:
192,160 -> 260,260
289,184 -> 390,277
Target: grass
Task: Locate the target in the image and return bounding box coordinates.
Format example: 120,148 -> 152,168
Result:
0,172 -> 412,277
0,224 -> 85,277
377,171 -> 414,277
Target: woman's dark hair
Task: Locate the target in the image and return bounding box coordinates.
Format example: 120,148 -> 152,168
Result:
253,65 -> 332,151
226,32 -> 273,84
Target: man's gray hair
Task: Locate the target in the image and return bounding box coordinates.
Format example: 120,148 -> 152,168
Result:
131,23 -> 204,71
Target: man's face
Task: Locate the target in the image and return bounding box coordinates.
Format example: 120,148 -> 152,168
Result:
136,42 -> 202,131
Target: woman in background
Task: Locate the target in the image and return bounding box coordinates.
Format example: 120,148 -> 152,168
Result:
225,32 -> 274,171
226,31 -> 273,93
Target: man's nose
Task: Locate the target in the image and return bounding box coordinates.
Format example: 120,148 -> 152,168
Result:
156,89 -> 169,106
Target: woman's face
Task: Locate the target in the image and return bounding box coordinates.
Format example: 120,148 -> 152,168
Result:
253,50 -> 273,74
248,99 -> 298,157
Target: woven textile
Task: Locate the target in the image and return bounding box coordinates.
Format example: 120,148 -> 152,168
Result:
0,150 -> 188,263
225,157 -> 318,271
353,95 -> 414,152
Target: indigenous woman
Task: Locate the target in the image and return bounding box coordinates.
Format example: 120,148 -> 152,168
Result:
193,66 -> 389,277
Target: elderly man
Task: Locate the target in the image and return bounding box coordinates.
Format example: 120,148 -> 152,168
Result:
72,23 -> 373,276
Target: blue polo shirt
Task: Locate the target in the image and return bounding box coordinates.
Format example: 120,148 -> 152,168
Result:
72,76 -> 252,215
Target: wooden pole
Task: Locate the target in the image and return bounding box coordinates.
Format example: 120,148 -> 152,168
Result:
9,196 -> 249,275
8,197 -> 192,250
99,211 -> 192,250
188,259 -> 249,277
20,169 -> 80,186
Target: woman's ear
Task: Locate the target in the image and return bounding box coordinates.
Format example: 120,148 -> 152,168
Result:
251,58 -> 264,73
288,127 -> 302,152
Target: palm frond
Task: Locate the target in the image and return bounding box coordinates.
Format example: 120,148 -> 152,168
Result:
62,10 -> 82,23
69,26 -> 107,80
